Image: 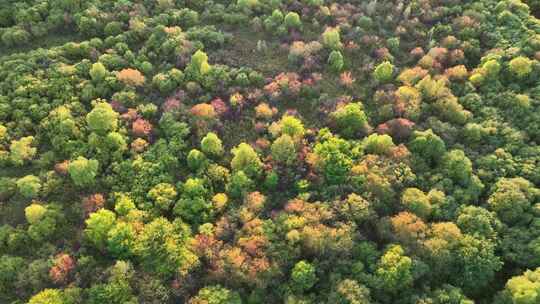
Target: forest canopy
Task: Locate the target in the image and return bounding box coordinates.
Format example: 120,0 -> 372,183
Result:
1,0 -> 540,303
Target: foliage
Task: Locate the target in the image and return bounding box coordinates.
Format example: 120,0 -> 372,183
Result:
201,132 -> 224,158
68,157 -> 99,187
2,0 -> 540,302
86,102 -> 118,135
231,143 -> 263,177
16,175 -> 41,199
330,103 -> 368,138
291,260 -> 317,291
374,61 -> 395,83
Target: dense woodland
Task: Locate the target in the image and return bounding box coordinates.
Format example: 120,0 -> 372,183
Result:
1,0 -> 540,303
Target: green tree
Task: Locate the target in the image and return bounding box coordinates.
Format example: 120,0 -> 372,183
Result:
280,115 -> 305,138
227,170 -> 254,199
440,150 -> 473,186
201,132 -> 223,158
28,289 -> 64,304
25,203 -> 47,224
0,255 -> 25,297
107,221 -> 136,259
408,129 -> 446,165
456,235 -> 502,293
291,260 -> 317,291
114,193 -> 136,216
85,209 -> 116,251
86,102 -> 118,135
189,285 -> 242,304
148,183 -> 177,211
16,175 -> 41,199
9,136 -> 37,165
134,218 -> 198,277
508,56 -> 534,78
502,267 -> 540,304
190,50 -> 211,75
68,157 -> 99,187
322,27 -> 342,50
373,61 -> 394,83
187,149 -> 207,171
328,50 -> 344,72
401,188 -> 432,219
375,245 -> 413,293
90,62 -> 108,82
362,134 -> 395,155
271,134 -> 297,165
327,279 -> 372,304
284,12 -> 301,30
313,134 -> 353,185
487,177 -> 538,224
330,103 -> 368,139
456,205 -> 500,240
419,285 -> 473,304
231,143 -> 263,177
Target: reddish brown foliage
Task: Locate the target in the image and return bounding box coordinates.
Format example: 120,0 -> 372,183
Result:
162,97 -> 181,112
132,118 -> 153,137
49,254 -> 75,284
211,98 -> 229,116
376,118 -> 415,142
54,160 -> 70,176
391,211 -> 428,246
82,193 -> 105,216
